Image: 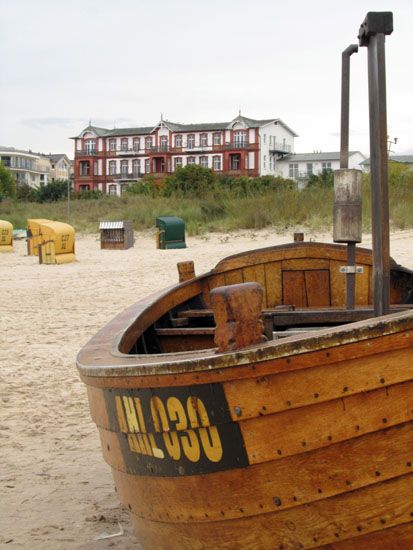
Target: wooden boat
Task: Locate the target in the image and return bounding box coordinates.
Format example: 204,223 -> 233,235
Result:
77,240 -> 413,549
77,11 -> 413,548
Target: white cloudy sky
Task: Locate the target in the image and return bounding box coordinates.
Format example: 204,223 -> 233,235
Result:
0,0 -> 412,158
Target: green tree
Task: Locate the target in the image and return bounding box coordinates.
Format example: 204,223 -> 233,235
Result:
35,179 -> 69,202
163,165 -> 216,197
0,161 -> 16,199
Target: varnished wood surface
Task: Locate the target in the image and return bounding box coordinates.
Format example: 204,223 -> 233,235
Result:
99,422 -> 413,522
324,521 -> 413,549
128,474 -> 413,549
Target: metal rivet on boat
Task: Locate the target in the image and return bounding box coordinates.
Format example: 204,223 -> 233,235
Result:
286,400 -> 292,407
317,488 -> 322,494
106,444 -> 110,451
375,471 -> 381,476
382,417 -> 388,423
327,435 -> 333,441
343,386 -> 349,392
380,518 -> 386,524
355,425 -> 360,431
314,393 -> 319,398
301,441 -> 307,447
407,462 -> 412,467
346,480 -> 352,486
277,449 -> 282,456
380,378 -> 385,384
273,496 -> 282,506
234,406 -> 242,417
357,526 -> 363,532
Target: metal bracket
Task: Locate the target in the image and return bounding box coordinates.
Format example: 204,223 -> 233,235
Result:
340,266 -> 364,274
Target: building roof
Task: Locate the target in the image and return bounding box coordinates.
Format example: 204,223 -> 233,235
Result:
361,154 -> 413,165
0,146 -> 42,157
282,151 -> 364,162
41,153 -> 71,164
72,115 -> 298,139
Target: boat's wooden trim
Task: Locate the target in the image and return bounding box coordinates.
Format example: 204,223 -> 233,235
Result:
127,474 -> 413,549
98,422 -> 413,523
79,322 -> 413,388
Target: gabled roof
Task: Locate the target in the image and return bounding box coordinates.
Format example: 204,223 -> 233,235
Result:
281,151 -> 364,162
42,153 -> 71,164
0,146 -> 41,157
361,154 -> 413,165
71,115 -> 298,139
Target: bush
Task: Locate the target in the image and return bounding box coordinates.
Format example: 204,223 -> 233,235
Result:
16,183 -> 37,201
74,189 -> 103,200
307,169 -> 334,187
0,161 -> 16,199
35,180 -> 69,203
126,176 -> 158,196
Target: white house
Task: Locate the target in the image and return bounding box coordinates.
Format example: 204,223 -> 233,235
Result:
276,151 -> 367,182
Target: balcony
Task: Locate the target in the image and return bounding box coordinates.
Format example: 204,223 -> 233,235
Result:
108,172 -> 144,180
75,149 -> 103,157
269,143 -> 292,154
221,142 -> 257,151
108,147 -> 141,156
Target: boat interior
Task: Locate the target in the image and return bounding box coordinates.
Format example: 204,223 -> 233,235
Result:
124,242 -> 413,356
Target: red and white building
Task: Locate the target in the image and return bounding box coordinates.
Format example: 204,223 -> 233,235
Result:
71,114 -> 297,195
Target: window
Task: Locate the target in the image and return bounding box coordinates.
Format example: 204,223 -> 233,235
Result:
213,133 -> 221,146
263,155 -> 266,170
289,163 -> 299,178
200,133 -> 208,147
175,135 -> 183,147
109,161 -> 116,175
84,139 -> 96,154
307,163 -> 313,175
120,183 -> 128,195
174,157 -> 183,170
108,184 -> 117,196
133,138 -> 140,152
133,159 -> 140,176
187,134 -> 195,149
79,161 -> 90,176
263,134 -> 266,144
121,138 -> 128,151
145,159 -> 150,173
322,162 -> 332,171
234,131 -> 246,148
187,156 -> 196,165
160,136 -> 168,151
200,156 -> 208,168
121,160 -> 128,176
109,139 -> 116,151
213,155 -> 221,171
94,161 -> 98,176
145,137 -> 153,150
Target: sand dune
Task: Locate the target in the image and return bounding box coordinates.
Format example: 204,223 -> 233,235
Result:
1,229 -> 412,549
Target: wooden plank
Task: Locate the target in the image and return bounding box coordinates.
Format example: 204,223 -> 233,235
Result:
101,422 -> 413,523
224,269 -> 244,286
86,385 -> 109,428
283,271 -> 307,307
241,380 -> 413,465
155,328 -> 215,336
305,269 -> 331,307
159,335 -> 215,353
203,273 -> 226,307
325,521 -> 413,549
243,264 -> 267,306
355,263 -> 371,305
330,260 -> 347,307
128,474 -> 413,549
264,261 -> 282,308
224,346 -> 413,420
282,258 -> 330,271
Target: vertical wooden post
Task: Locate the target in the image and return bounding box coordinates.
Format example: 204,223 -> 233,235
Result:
210,282 -> 267,353
177,261 -> 196,282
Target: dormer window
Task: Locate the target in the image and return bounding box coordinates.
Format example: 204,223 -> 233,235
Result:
160,136 -> 168,151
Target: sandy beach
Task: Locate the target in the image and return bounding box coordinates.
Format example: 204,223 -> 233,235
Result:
1,228 -> 412,549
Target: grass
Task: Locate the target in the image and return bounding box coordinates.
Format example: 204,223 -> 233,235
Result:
1,179 -> 412,235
